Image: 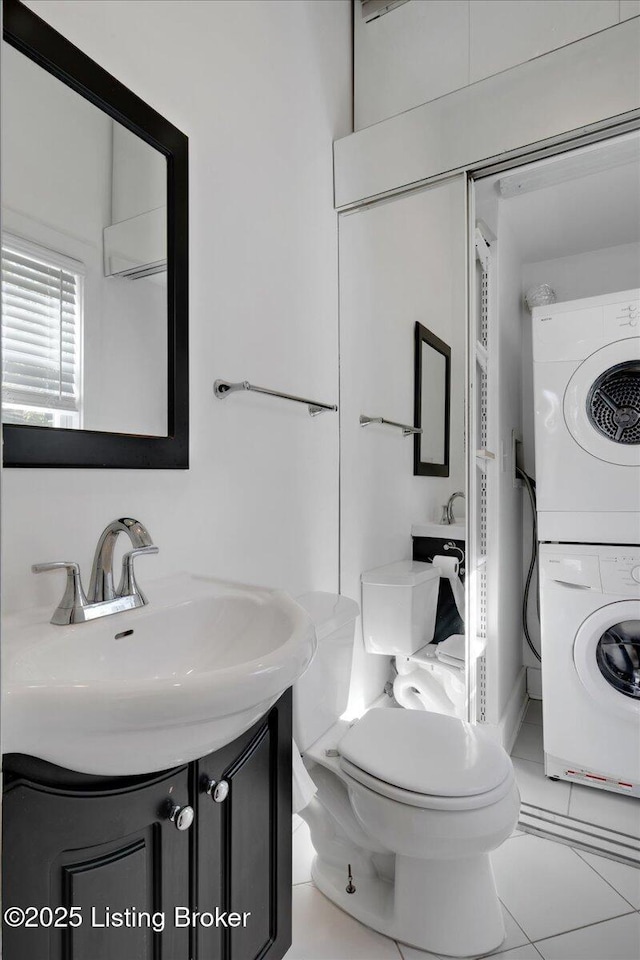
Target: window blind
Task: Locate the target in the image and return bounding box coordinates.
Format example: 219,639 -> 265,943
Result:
1,240 -> 81,416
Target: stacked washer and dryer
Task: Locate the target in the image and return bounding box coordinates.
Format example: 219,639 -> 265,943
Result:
532,289 -> 640,798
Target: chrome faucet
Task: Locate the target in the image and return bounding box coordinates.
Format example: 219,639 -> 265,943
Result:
33,518 -> 158,625
88,518 -> 156,603
445,491 -> 465,525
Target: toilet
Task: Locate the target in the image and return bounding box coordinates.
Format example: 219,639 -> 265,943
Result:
294,591 -> 519,958
362,559 -> 466,718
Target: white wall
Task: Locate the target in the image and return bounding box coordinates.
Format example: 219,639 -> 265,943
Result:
1,43 -> 112,242
355,0 -> 633,130
2,0 -> 351,615
339,177 -> 466,713
111,124 -> 166,224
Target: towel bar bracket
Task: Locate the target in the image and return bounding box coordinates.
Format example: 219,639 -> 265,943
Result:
360,415 -> 422,437
214,379 -> 337,417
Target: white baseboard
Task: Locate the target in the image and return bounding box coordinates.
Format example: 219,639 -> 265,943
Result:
483,667 -> 528,752
527,667 -> 542,699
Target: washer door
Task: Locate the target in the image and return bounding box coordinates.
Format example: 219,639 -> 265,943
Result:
564,338 -> 640,465
574,600 -> 640,720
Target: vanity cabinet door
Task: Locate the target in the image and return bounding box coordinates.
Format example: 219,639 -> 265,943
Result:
2,764 -> 190,960
195,688 -> 292,960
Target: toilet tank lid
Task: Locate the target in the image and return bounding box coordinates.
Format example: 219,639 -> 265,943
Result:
361,560 -> 440,586
296,592 -> 359,641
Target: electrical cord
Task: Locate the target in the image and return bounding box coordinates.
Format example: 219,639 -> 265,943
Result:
517,466 -> 541,663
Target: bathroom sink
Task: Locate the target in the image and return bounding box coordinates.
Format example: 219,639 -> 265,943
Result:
2,574 -> 315,776
411,522 -> 466,541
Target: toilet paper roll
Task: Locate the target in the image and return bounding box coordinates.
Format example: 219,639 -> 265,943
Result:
430,555 -> 459,578
431,555 -> 465,619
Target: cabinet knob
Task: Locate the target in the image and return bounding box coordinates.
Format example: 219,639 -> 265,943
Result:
166,802 -> 194,831
202,776 -> 229,803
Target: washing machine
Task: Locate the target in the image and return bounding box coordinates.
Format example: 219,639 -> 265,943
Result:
532,289 -> 640,544
540,542 -> 640,796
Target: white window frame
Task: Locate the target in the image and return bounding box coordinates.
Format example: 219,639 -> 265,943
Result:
1,231 -> 84,428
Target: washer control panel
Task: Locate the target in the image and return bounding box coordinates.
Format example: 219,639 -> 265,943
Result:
541,546 -> 640,597
604,300 -> 640,332
600,552 -> 640,596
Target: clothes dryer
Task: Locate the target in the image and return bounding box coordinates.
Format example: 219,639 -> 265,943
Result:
540,542 -> 640,796
532,289 -> 640,543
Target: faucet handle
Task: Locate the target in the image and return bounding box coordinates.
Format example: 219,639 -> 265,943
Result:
116,546 -> 159,603
32,560 -> 79,574
32,561 -> 89,625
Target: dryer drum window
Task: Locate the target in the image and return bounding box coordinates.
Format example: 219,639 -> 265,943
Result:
595,620 -> 640,699
587,361 -> 640,444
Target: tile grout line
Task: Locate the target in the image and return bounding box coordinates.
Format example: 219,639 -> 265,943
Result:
572,846 -> 640,911
498,900 -> 530,951
489,926 -> 533,956
531,907 -> 638,947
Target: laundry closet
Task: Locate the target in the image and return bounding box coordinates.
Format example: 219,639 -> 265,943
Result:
338,118 -> 640,849
467,132 -> 640,806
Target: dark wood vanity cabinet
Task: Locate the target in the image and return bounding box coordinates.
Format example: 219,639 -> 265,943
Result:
194,691 -> 292,960
2,763 -> 191,960
2,689 -> 292,960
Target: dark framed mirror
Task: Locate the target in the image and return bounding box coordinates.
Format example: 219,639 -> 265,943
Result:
1,0 -> 188,468
414,322 -> 450,477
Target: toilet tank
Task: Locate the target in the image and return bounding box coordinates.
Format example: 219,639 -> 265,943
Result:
294,592 -> 359,752
361,560 -> 440,657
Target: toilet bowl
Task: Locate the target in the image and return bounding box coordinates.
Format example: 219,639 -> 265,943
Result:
394,633 -> 466,717
294,592 -> 520,958
361,560 -> 467,718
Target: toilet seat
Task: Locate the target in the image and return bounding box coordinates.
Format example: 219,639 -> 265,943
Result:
339,757 -> 514,811
338,709 -> 512,806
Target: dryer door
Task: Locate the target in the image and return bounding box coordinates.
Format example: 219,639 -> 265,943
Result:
563,339 -> 640,466
574,600 -> 640,719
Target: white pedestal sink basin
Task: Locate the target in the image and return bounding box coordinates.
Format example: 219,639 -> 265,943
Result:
411,521 -> 466,541
2,573 -> 316,776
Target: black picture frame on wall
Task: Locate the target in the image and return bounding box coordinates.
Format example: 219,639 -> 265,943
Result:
414,322 -> 451,478
2,0 -> 189,468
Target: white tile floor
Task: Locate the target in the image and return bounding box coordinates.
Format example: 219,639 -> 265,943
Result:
286,819 -> 640,960
511,702 -> 640,839
285,701 -> 640,959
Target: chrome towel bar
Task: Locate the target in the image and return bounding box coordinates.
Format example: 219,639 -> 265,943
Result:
360,415 -> 421,437
214,379 -> 337,417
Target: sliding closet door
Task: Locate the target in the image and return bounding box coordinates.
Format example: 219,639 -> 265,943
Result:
338,175 -> 467,715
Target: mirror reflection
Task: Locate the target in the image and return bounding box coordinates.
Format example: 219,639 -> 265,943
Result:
421,341 -> 447,465
1,43 -> 168,436
414,321 -> 451,477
